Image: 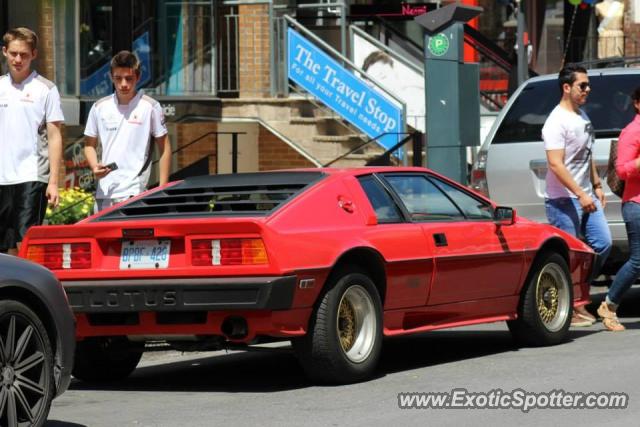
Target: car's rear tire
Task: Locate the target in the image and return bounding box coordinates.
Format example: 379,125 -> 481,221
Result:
293,269 -> 382,384
0,300 -> 55,427
72,337 -> 144,382
508,252 -> 573,346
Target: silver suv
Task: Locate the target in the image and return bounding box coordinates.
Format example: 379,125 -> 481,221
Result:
470,68 -> 640,273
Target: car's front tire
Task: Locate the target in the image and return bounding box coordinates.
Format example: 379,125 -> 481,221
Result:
294,268 -> 383,384
72,337 -> 144,383
0,300 -> 55,427
508,252 -> 573,346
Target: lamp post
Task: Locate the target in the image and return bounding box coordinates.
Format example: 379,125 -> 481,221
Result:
516,0 -> 528,86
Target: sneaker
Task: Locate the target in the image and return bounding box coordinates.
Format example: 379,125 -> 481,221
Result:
597,301 -> 625,332
570,312 -> 594,327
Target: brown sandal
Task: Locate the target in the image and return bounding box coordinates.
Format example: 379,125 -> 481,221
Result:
602,317 -> 625,332
597,301 -> 625,332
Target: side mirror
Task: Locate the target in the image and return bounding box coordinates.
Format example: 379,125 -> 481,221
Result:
494,206 -> 515,226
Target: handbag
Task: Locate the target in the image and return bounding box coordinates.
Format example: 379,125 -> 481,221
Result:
606,139 -> 625,198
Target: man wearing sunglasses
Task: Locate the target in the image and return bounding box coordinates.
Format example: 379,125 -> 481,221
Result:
542,63 -> 612,327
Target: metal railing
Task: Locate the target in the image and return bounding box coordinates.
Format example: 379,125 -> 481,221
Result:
323,132 -> 422,167
217,6 -> 240,95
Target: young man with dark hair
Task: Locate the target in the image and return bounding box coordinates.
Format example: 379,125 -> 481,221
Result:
0,27 -> 64,255
84,50 -> 171,212
543,63 -> 612,327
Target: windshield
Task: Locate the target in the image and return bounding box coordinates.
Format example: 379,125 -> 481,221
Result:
493,73 -> 638,143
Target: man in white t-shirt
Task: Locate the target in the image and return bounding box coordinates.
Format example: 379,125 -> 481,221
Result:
542,63 -> 612,327
84,50 -> 171,212
0,27 -> 64,255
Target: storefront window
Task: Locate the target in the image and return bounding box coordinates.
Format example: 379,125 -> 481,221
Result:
74,0 -> 213,97
151,0 -> 214,95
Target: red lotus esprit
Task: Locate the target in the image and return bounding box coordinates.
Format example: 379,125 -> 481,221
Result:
21,167 -> 595,384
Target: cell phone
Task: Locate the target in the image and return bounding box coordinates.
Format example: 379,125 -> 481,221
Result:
104,162 -> 118,171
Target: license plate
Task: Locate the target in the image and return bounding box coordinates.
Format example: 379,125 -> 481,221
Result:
120,239 -> 171,269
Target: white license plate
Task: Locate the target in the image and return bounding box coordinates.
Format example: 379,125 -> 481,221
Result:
120,239 -> 171,269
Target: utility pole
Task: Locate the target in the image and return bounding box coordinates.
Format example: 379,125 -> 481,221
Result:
516,0 -> 528,86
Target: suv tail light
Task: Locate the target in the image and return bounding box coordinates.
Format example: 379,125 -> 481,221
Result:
191,238 -> 268,266
470,149 -> 489,197
26,243 -> 92,269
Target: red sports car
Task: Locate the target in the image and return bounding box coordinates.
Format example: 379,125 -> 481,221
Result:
21,167 -> 595,384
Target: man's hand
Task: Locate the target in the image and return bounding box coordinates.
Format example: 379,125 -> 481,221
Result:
92,163 -> 113,179
595,187 -> 606,209
46,183 -> 59,208
578,192 -> 597,213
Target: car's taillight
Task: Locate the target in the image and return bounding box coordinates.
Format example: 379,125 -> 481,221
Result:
191,239 -> 268,266
26,243 -> 92,269
469,149 -> 489,197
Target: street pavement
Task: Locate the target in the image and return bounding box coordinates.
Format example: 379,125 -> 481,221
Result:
45,285 -> 640,427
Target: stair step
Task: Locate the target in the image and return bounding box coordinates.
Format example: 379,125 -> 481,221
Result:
313,134 -> 367,143
289,117 -> 331,124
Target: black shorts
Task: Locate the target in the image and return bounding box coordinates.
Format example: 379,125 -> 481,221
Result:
0,182 -> 48,251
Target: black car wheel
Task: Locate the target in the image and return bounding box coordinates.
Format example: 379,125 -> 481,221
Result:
72,337 -> 144,383
294,268 -> 382,384
508,252 -> 573,346
0,300 -> 54,427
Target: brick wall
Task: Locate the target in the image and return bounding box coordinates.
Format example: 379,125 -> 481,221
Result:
624,0 -> 640,56
238,4 -> 271,97
38,0 -> 55,80
164,122 -> 314,176
258,126 -> 314,170
175,123 -> 219,174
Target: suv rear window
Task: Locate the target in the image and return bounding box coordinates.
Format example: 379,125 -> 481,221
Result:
493,73 -> 638,144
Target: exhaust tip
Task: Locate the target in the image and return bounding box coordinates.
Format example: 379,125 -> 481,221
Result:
221,316 -> 248,340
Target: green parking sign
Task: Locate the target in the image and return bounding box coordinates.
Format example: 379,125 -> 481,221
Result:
428,33 -> 450,57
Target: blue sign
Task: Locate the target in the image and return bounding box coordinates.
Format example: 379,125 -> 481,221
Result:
80,32 -> 152,97
287,28 -> 403,149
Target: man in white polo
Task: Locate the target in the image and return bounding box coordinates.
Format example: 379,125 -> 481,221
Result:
0,27 -> 64,255
84,50 -> 171,212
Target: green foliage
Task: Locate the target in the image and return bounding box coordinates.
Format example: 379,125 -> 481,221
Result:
45,187 -> 94,225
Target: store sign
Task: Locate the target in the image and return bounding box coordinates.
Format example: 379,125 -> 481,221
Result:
287,28 -> 403,149
80,32 -> 152,97
63,139 -> 95,190
350,3 -> 436,19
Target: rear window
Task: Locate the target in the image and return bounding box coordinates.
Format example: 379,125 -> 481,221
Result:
94,171 -> 325,221
493,73 -> 638,144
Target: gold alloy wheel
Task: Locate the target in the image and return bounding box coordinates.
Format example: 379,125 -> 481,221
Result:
336,285 -> 377,363
338,298 -> 356,351
535,263 -> 570,332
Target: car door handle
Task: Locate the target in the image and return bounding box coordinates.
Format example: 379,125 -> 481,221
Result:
433,233 -> 448,247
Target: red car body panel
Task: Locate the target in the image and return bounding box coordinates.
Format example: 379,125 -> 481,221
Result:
21,167 -> 595,341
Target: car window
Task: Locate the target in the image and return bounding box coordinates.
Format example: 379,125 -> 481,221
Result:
428,176 -> 494,220
358,175 -> 403,223
493,74 -> 638,144
384,175 -> 463,221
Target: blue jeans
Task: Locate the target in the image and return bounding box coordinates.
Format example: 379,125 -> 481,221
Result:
545,197 -> 612,278
608,201 -> 640,304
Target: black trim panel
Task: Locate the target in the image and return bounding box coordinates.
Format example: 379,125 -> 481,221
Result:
63,276 -> 296,313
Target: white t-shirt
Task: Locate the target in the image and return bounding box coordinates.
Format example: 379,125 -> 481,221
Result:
0,71 -> 65,185
542,105 -> 595,199
84,91 -> 167,200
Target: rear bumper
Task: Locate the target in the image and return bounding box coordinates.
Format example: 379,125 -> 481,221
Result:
62,275 -> 307,341
63,275 -> 297,313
